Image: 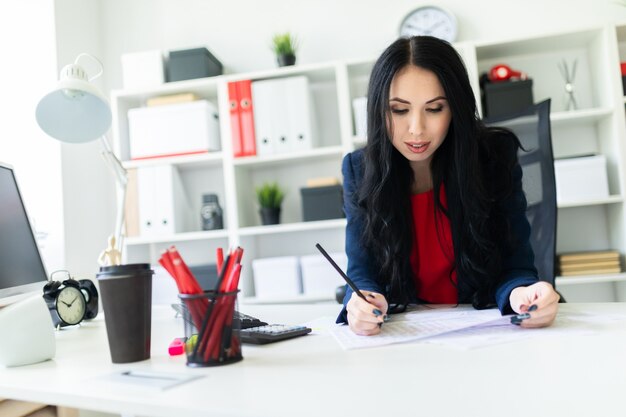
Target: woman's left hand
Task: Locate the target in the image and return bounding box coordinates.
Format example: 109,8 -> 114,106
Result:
509,281 -> 560,328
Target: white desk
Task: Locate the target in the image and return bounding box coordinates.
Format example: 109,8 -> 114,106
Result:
1,303 -> 626,417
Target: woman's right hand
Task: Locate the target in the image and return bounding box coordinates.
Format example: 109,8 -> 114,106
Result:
346,291 -> 388,336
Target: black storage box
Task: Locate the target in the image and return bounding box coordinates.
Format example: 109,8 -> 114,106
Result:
300,185 -> 345,222
166,47 -> 223,82
482,79 -> 533,119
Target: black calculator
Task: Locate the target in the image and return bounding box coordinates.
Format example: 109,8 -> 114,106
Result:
240,324 -> 312,345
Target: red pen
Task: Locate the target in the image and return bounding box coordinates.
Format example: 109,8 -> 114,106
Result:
216,247 -> 224,274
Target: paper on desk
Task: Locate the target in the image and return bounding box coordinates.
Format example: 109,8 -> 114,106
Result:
97,370 -> 204,391
330,307 -> 505,350
424,310 -> 626,350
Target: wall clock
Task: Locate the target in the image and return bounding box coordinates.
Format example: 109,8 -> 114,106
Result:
399,6 -> 458,43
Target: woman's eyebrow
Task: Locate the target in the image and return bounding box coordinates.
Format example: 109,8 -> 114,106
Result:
389,97 -> 410,104
389,96 -> 447,104
425,96 -> 447,104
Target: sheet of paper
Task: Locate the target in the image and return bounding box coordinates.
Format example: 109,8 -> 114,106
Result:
97,370 -> 204,391
330,307 -> 505,350
425,310 -> 626,350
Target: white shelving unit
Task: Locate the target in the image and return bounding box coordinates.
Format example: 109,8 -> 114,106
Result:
112,23 -> 626,303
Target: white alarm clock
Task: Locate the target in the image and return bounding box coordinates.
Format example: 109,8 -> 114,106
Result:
399,6 -> 458,43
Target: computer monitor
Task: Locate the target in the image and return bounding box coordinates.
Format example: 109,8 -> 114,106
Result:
0,162 -> 48,305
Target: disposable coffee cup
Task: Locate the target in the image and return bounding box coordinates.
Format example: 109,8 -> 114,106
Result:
96,263 -> 154,363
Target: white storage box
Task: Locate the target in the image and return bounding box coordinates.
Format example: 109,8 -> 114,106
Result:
128,100 -> 221,160
300,252 -> 347,297
352,97 -> 367,140
252,256 -> 302,299
554,155 -> 609,204
121,50 -> 165,89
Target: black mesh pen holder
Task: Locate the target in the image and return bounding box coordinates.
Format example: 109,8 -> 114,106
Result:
178,290 -> 242,367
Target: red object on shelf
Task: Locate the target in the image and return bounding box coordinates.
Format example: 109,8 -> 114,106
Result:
228,82 -> 244,157
620,62 -> 626,76
238,80 -> 257,156
488,64 -> 527,82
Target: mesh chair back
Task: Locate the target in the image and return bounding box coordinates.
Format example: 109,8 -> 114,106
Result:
484,100 -> 556,285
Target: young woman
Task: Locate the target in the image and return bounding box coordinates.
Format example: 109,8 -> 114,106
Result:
339,36 -> 559,336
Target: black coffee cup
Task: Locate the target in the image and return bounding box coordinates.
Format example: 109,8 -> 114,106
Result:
96,263 -> 154,363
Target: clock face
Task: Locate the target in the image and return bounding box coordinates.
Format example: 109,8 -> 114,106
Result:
56,286 -> 86,325
399,6 -> 458,43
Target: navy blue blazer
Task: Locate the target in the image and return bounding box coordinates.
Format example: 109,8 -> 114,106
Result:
337,148 -> 539,323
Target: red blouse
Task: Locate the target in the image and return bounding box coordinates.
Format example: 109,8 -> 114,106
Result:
409,189 -> 458,303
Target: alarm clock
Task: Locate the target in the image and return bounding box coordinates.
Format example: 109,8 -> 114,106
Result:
43,277 -> 99,328
399,5 -> 458,43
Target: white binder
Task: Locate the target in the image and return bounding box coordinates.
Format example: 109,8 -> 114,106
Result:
137,165 -> 190,237
252,76 -> 317,156
270,78 -> 290,154
285,76 -> 317,153
252,80 -> 277,156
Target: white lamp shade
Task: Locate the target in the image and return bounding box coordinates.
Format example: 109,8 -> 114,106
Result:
36,64 -> 112,143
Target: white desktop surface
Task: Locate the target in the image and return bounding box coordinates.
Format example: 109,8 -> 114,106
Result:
1,303 -> 625,417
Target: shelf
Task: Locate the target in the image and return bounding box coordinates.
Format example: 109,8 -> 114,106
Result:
550,107 -> 613,126
240,294 -> 335,305
557,195 -> 623,208
556,273 -> 626,286
223,61 -> 339,84
111,75 -> 223,101
488,107 -> 612,129
474,26 -> 602,59
122,152 -> 224,170
110,25 -> 626,304
232,146 -> 344,168
238,218 -> 346,237
125,229 -> 230,246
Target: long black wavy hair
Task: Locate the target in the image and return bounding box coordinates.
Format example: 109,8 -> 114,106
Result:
359,36 -> 520,309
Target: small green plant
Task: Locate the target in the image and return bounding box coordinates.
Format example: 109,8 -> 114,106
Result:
255,182 -> 285,209
271,32 -> 298,56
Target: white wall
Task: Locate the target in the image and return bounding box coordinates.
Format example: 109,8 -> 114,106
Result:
54,0 -> 116,278
54,0 -> 626,274
96,0 -> 626,92
0,0 -> 65,275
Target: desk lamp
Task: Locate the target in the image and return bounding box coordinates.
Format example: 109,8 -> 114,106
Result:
35,53 -> 127,256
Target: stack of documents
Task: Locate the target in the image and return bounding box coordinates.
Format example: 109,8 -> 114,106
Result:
557,250 -> 621,276
329,305 -> 626,351
331,306 -> 505,350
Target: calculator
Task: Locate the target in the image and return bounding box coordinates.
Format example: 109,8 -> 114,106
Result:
240,324 -> 312,345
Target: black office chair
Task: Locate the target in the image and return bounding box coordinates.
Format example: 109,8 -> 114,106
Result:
484,99 -> 561,295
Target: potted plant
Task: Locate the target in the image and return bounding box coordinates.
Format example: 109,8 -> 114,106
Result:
271,32 -> 298,67
256,182 -> 285,225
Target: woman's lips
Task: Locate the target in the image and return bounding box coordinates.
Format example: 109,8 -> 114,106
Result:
405,142 -> 430,154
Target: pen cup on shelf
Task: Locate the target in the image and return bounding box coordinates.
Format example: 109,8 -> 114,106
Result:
96,263 -> 154,363
178,290 -> 242,367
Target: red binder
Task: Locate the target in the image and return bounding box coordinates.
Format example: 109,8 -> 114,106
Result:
238,80 -> 257,156
228,82 -> 243,157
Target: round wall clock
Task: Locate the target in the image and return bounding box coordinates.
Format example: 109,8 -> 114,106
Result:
399,6 -> 458,43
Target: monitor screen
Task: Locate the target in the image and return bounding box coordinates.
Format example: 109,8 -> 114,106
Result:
0,162 -> 48,302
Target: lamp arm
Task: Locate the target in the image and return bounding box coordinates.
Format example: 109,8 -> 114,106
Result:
99,136 -> 128,253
